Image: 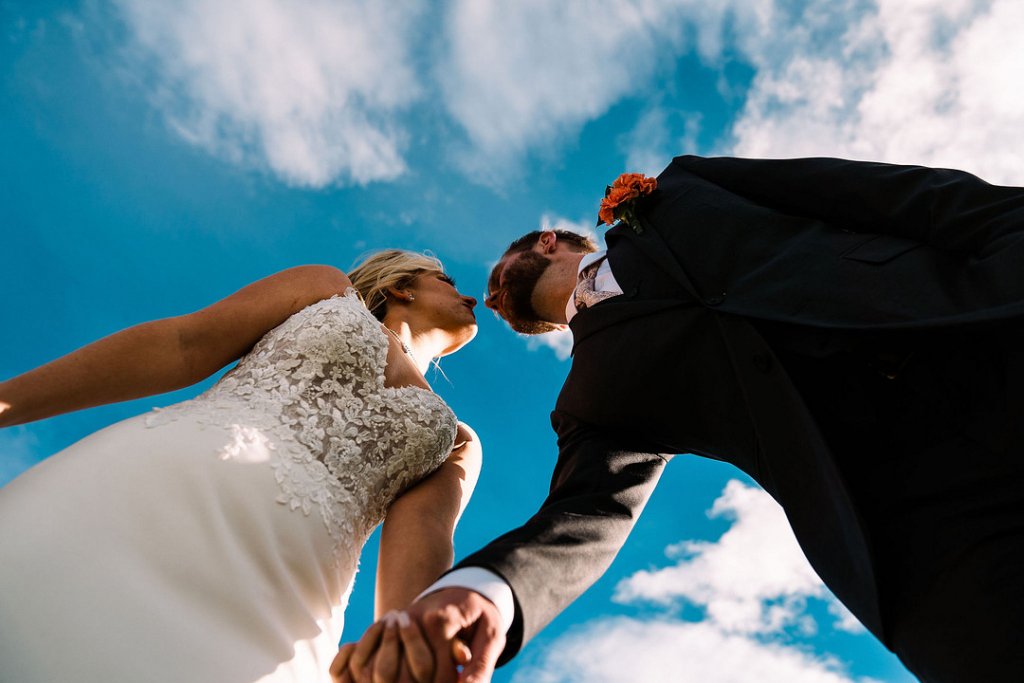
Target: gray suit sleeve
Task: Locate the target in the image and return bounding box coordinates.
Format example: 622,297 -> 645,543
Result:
452,412 -> 669,665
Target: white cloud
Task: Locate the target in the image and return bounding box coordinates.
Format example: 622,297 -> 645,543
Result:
0,427 -> 41,487
620,107 -> 703,176
96,0 -> 1024,192
726,0 -> 1024,185
109,0 -> 424,187
438,0 -> 705,178
614,480 -> 852,635
540,214 -> 599,246
828,599 -> 866,635
512,618 -> 857,683
594,1 -> 1024,186
514,481 -> 880,683
525,329 -> 574,361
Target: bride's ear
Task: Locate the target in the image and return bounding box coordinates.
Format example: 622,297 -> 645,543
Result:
385,285 -> 416,304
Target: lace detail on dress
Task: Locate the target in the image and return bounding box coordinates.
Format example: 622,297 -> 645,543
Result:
145,290 -> 458,562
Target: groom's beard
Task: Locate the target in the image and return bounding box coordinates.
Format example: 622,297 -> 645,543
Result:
502,251 -> 562,335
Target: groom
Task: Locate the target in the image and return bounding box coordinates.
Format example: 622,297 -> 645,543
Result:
354,156 -> 1024,682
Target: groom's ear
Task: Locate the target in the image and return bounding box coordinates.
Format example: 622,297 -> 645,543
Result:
538,230 -> 558,254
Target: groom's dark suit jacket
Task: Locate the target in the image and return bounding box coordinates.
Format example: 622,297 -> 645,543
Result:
454,156 -> 1024,665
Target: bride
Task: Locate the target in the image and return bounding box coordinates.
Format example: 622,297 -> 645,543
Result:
0,250 -> 481,682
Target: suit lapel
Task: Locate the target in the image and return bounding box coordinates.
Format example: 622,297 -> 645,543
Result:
606,215 -> 701,301
568,219 -> 699,354
568,298 -> 688,352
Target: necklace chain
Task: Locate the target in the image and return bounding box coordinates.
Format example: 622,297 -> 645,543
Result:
384,326 -> 419,367
383,325 -> 453,387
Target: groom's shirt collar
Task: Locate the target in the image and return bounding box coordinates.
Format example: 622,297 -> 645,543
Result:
565,249 -> 623,323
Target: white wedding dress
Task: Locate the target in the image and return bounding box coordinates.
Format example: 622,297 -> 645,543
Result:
0,292 -> 458,682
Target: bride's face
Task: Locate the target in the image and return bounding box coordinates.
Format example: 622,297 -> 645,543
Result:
410,272 -> 478,355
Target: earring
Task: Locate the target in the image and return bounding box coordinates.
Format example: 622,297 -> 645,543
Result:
408,294 -> 415,301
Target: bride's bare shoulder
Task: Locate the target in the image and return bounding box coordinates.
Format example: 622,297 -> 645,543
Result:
265,264 -> 353,299
176,265 -> 354,372
202,265 -> 352,317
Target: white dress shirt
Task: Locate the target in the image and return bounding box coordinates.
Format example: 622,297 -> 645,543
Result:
418,250 -> 624,634
564,250 -> 623,322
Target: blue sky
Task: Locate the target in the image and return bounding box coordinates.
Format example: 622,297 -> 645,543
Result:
3,1 -> 1022,681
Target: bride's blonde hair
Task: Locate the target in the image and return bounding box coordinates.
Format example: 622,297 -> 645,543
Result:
349,249 -> 446,321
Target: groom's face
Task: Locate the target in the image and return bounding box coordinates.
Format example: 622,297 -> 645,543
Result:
486,250 -> 561,335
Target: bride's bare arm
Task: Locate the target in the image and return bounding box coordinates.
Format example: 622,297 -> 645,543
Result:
374,423 -> 482,617
0,265 -> 351,428
332,427 -> 481,682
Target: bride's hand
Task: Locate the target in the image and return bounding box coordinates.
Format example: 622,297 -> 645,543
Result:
331,610 -> 466,683
330,617 -> 393,683
329,641 -> 358,682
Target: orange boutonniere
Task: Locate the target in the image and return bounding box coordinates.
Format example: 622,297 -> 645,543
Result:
597,173 -> 657,234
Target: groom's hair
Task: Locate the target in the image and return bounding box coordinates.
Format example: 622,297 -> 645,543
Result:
502,229 -> 598,258
484,229 -> 598,335
488,229 -> 599,302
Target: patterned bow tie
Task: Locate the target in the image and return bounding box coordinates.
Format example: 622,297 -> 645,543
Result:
574,261 -> 618,311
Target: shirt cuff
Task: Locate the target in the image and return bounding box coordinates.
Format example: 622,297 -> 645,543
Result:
417,567 -> 515,635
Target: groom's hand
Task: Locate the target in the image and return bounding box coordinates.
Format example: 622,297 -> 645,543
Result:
330,604 -> 480,683
408,587 -> 505,683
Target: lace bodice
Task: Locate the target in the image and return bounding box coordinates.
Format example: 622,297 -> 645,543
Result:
146,291 -> 458,560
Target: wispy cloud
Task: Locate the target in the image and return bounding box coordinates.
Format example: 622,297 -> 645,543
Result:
97,0 -> 1023,192
614,479 -> 851,635
525,329 -> 575,362
512,618 -> 859,683
109,0 -> 424,187
723,0 -> 1024,184
513,481 -> 878,682
437,0 -> 700,180
620,106 -> 703,177
539,214 -> 598,246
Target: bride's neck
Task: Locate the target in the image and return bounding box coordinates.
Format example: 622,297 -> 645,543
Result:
381,316 -> 445,375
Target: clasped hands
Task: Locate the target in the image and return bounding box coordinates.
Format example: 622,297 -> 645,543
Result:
330,588 -> 505,683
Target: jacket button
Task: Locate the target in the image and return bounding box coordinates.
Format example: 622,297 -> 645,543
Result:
705,292 -> 726,306
753,352 -> 773,373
